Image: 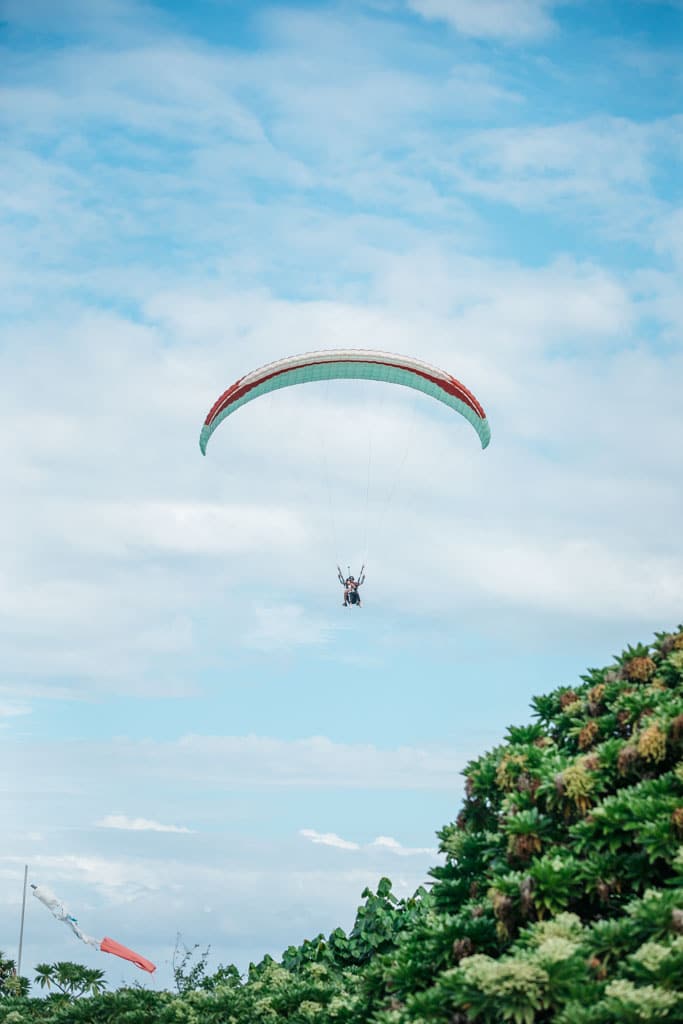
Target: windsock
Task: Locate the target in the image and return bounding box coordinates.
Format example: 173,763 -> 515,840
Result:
31,884 -> 156,973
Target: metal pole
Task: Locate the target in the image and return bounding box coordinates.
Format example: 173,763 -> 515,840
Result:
17,865 -> 28,976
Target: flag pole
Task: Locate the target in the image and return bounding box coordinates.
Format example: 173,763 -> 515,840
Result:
17,864 -> 28,976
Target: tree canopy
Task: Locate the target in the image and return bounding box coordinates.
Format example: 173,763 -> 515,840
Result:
3,625 -> 683,1023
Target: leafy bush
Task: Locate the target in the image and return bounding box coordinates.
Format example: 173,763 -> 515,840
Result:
5,624 -> 682,1022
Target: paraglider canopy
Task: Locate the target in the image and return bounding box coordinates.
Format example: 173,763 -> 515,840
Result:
199,349 -> 491,454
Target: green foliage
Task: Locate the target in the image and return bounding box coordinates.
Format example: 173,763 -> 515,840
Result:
5,624 -> 683,1023
171,936 -> 212,995
527,852 -> 583,918
33,964 -> 106,1000
0,954 -> 29,999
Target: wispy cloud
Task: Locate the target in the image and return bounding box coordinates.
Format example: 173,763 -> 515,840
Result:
300,829 -> 437,856
2,734 -> 471,809
245,604 -> 338,651
408,0 -> 558,42
369,836 -> 438,856
440,116 -> 682,245
0,702 -> 32,719
96,815 -> 194,834
299,830 -> 360,851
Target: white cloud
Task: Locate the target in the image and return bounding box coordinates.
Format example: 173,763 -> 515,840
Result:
369,836 -> 438,856
245,604 -> 338,651
27,500 -> 308,560
7,853 -> 165,903
0,702 -> 32,719
437,116 -> 683,245
408,0 -> 557,42
300,830 -> 437,856
300,830 -> 360,850
162,735 -> 468,790
654,205 -> 683,269
398,527 -> 683,622
0,272 -> 680,696
2,734 -> 470,807
97,815 -> 194,834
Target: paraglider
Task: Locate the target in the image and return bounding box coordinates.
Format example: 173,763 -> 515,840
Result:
199,350 -> 490,605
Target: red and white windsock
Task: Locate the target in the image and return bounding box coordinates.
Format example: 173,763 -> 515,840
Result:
31,884 -> 156,973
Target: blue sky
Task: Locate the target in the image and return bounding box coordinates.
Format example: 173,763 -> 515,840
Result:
1,0 -> 682,992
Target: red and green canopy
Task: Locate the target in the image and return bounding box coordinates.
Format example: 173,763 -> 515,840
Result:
200,349 -> 490,454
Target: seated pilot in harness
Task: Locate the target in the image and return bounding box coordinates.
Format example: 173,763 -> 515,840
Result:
338,567 -> 365,607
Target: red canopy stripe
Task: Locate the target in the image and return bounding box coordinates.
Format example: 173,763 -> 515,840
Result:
205,356 -> 485,428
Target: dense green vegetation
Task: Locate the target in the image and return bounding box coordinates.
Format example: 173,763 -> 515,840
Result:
3,625 -> 683,1022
